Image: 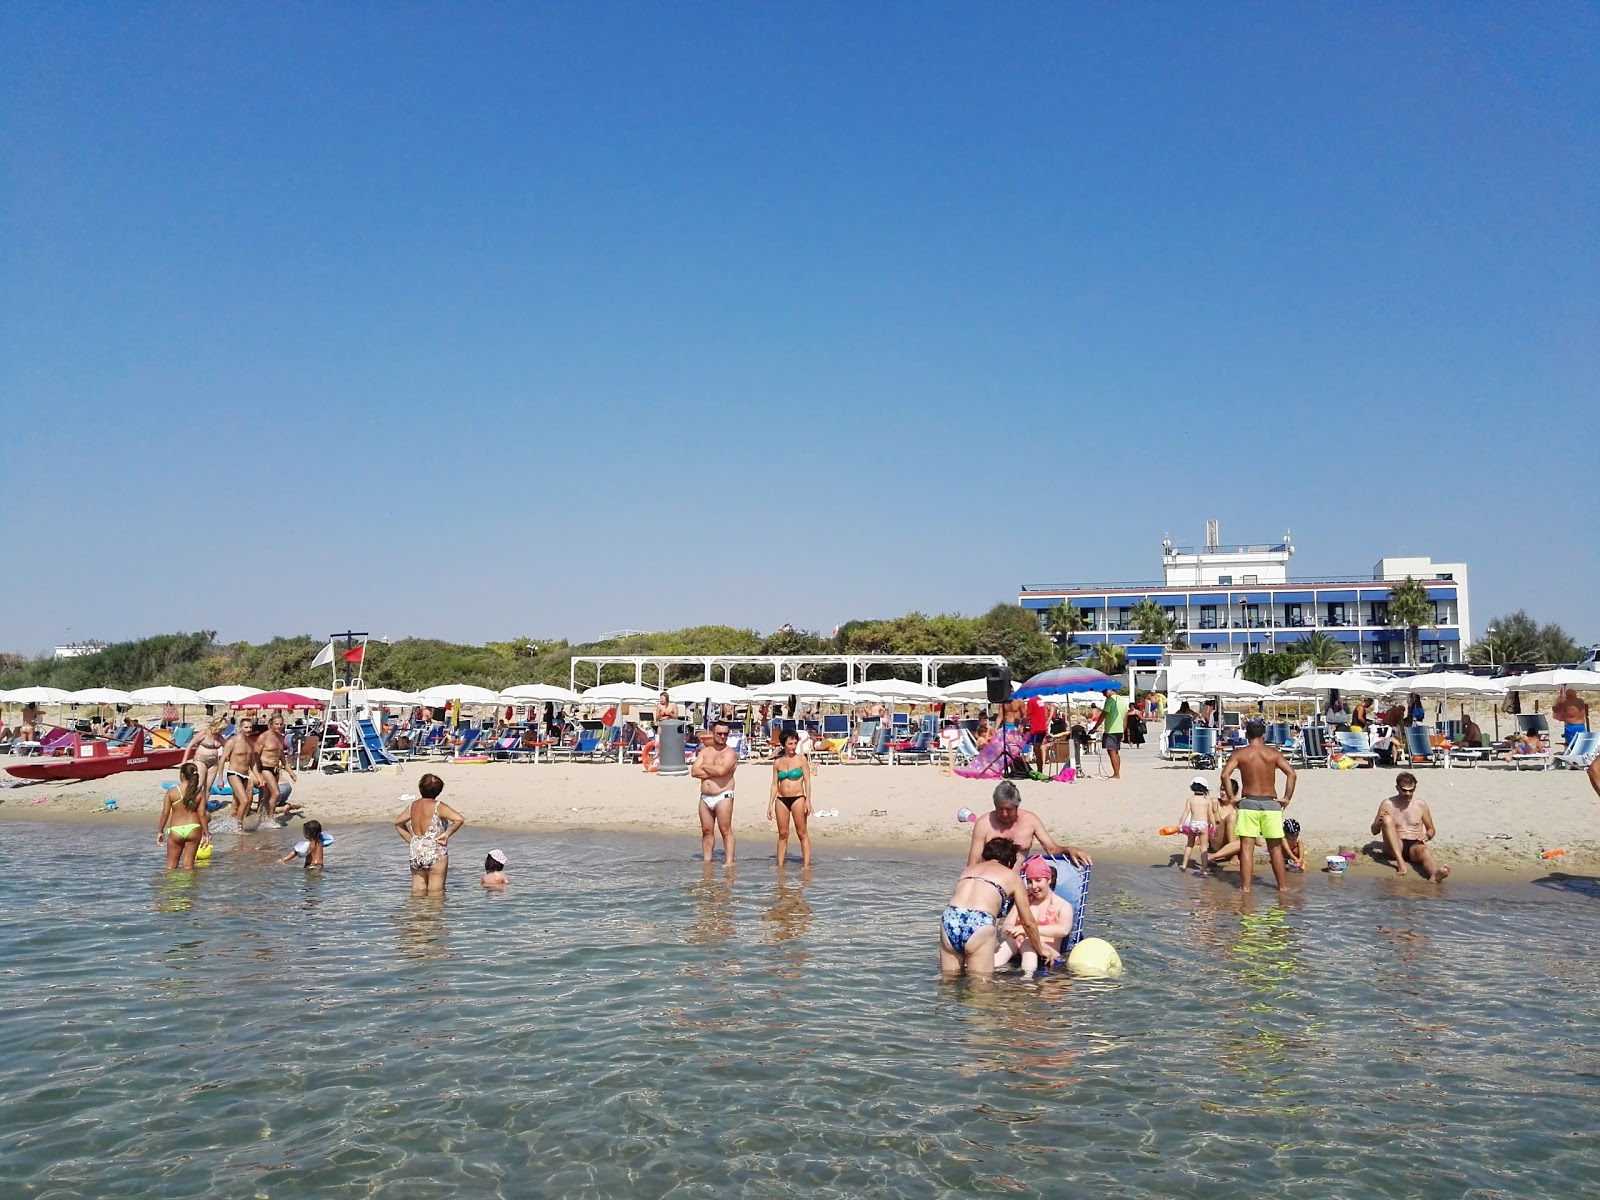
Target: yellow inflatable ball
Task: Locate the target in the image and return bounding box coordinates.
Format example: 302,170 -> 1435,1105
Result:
1066,937 -> 1123,978
195,843 -> 214,863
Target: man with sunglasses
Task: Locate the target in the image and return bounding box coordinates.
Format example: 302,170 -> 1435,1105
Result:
1371,772 -> 1450,882
691,719 -> 739,865
1217,719 -> 1297,892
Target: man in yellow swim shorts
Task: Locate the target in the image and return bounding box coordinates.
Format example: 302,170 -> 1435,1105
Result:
1218,719 -> 1297,893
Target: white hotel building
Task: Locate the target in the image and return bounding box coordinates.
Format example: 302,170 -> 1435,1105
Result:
1019,527 -> 1470,666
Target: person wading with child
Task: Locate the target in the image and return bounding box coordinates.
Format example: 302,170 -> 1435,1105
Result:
1217,720 -> 1297,892
965,782 -> 1092,868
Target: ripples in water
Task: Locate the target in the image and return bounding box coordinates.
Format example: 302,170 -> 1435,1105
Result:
1,822 -> 1598,1198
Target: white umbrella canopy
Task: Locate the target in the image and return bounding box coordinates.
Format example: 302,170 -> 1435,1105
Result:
4,685 -> 71,705
1386,674 -> 1506,699
748,680 -> 849,701
129,686 -> 204,706
576,682 -> 658,706
1273,672 -> 1387,698
1503,668 -> 1597,694
292,686 -> 334,703
939,678 -> 993,702
499,683 -> 581,704
63,687 -> 134,705
666,680 -> 753,704
852,679 -> 943,702
364,688 -> 423,705
1170,675 -> 1272,701
416,684 -> 500,706
198,685 -> 261,704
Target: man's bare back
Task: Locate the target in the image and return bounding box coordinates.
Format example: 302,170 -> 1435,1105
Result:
1221,740 -> 1295,802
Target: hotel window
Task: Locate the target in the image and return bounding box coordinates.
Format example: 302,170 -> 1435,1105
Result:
1285,603 -> 1303,627
1327,603 -> 1346,626
1244,604 -> 1260,626
1218,575 -> 1233,585
1370,602 -> 1388,626
1165,606 -> 1183,628
1242,575 -> 1258,584
1200,605 -> 1218,629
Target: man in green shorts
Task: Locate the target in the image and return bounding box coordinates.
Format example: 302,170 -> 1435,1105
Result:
1218,719 -> 1297,892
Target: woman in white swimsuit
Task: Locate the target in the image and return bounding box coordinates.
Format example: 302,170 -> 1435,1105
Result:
394,772 -> 466,896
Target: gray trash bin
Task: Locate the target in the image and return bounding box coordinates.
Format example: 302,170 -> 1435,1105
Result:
656,719 -> 689,776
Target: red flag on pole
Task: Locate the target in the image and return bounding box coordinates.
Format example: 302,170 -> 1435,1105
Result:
342,645 -> 365,664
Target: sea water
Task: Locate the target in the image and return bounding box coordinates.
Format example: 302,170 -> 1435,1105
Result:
1,821 -> 1598,1198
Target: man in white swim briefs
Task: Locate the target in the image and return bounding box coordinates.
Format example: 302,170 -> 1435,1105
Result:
692,719 -> 739,865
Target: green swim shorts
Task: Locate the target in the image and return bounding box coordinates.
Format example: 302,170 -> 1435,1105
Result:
1235,798 -> 1284,840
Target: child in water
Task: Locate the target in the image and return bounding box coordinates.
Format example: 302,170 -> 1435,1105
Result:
481,849 -> 509,888
1283,818 -> 1306,871
994,857 -> 1074,972
1176,775 -> 1214,874
275,819 -> 328,869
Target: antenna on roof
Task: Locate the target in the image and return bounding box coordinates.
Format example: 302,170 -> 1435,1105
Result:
1205,520 -> 1219,552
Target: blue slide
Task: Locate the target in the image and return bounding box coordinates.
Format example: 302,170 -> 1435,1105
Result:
357,718 -> 398,770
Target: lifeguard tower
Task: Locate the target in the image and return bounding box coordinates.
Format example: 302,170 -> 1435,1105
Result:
317,630 -> 398,772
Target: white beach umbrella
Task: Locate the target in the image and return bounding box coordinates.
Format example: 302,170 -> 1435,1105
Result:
63,687 -> 134,706
364,688 -> 423,705
1170,675 -> 1272,701
417,684 -> 500,706
129,685 -> 204,706
852,678 -> 943,702
939,678 -> 993,702
748,680 -> 849,701
576,682 -> 658,706
1386,674 -> 1506,700
3,685 -> 71,705
499,683 -> 581,704
198,685 -> 260,704
1503,668 -> 1597,694
1273,672 -> 1386,697
666,680 -> 753,705
291,686 -> 334,703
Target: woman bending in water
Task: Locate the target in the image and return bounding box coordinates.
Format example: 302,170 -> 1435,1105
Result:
767,730 -> 813,868
940,837 -> 1045,978
157,762 -> 211,869
395,773 -> 465,896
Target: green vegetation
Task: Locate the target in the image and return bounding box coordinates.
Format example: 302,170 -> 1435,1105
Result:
1467,611 -> 1582,667
0,604 -> 1058,694
1128,598 -> 1183,648
1238,630 -> 1351,685
1386,576 -> 1434,667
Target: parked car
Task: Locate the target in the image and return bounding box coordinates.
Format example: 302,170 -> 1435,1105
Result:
1577,646 -> 1600,672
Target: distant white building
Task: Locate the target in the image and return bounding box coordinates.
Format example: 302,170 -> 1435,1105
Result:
53,641 -> 106,660
1021,525 -> 1470,666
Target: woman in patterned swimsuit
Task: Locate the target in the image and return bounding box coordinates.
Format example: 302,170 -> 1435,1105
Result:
940,837 -> 1046,978
394,773 -> 466,897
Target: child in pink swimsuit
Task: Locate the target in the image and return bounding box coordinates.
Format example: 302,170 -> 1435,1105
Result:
994,858 -> 1074,972
1177,776 -> 1215,874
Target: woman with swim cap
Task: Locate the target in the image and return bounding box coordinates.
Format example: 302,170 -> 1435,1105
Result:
157,762 -> 211,869
767,730 -> 813,868
940,837 -> 1046,978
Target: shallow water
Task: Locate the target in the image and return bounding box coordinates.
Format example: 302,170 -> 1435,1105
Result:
2,821 -> 1598,1198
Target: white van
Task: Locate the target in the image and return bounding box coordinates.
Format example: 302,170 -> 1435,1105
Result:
1578,646 -> 1600,672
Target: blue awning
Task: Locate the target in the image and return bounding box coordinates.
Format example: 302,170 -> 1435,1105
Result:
1316,590 -> 1358,602
1426,587 -> 1458,600
1021,598 -> 1058,610
1363,629 -> 1395,642
1355,587 -> 1391,601
1125,644 -> 1165,662
1104,596 -> 1144,608
1231,592 -> 1271,604
1422,629 -> 1461,642
1330,630 -> 1360,642
1076,596 -> 1107,609
1108,633 -> 1138,645
1273,591 -> 1313,603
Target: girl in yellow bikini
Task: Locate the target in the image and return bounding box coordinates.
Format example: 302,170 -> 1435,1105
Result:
157,762 -> 211,869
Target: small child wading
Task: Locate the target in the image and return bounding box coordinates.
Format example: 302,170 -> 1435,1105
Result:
1177,775 -> 1213,874
276,819 -> 328,868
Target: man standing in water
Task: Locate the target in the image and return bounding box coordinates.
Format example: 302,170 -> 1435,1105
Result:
1217,719 -> 1297,892
221,717 -> 259,825
692,719 -> 738,865
255,714 -> 299,818
965,781 -> 1093,867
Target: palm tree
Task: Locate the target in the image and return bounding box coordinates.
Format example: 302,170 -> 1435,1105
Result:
1387,576 -> 1434,667
1287,630 -> 1350,672
1044,605 -> 1089,664
1088,643 -> 1127,677
1128,598 -> 1179,647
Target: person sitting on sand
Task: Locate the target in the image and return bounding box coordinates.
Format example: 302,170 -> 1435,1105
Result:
276,819 -> 327,869
1512,731 -> 1547,755
1282,818 -> 1306,871
481,849 -> 509,888
1371,772 -> 1449,882
994,856 -> 1074,973
941,837 -> 1047,978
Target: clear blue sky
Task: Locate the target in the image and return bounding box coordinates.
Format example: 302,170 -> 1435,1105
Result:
3,4 -> 1595,654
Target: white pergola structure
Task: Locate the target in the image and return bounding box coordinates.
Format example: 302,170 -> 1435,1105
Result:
568,653 -> 1006,692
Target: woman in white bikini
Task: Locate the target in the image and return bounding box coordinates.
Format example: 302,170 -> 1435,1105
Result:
394,773 -> 466,896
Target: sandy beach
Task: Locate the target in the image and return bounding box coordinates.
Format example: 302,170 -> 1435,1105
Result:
5,745 -> 1595,881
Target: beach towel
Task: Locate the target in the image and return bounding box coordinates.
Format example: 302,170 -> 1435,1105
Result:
954,724 -> 1028,779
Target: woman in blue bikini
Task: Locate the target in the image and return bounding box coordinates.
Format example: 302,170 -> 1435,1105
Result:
940,837 -> 1046,977
767,730 -> 813,868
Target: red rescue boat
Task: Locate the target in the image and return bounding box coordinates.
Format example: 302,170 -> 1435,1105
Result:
5,728 -> 187,782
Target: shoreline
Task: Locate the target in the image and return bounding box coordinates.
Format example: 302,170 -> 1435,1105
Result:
5,749 -> 1593,884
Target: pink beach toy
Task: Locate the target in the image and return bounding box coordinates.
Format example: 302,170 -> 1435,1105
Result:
957,808 -> 976,823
